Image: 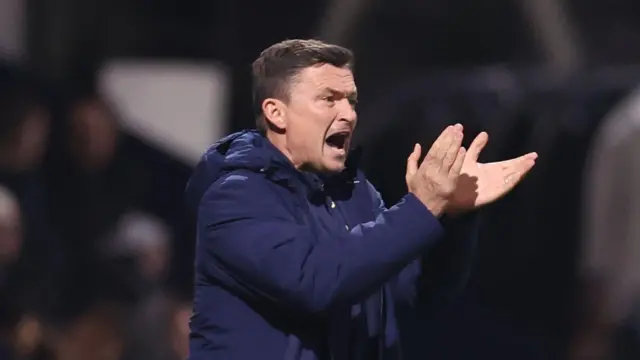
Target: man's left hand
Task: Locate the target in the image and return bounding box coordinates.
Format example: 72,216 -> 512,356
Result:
450,131 -> 537,210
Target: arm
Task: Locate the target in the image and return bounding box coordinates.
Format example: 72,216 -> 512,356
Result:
365,181 -> 478,308
195,172 -> 444,316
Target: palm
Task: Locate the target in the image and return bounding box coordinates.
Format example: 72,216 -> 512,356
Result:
452,132 -> 537,208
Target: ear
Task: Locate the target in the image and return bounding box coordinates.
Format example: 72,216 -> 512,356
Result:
262,98 -> 287,130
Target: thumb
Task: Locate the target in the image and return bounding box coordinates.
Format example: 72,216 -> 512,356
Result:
406,143 -> 421,181
468,131 -> 489,162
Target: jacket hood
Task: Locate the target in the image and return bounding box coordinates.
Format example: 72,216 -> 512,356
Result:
185,130 -> 363,215
184,130 -> 278,214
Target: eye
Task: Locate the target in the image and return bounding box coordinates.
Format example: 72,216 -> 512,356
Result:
321,95 -> 336,107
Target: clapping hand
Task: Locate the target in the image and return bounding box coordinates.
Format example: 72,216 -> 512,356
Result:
406,124 -> 537,214
405,124 -> 466,216
450,131 -> 537,209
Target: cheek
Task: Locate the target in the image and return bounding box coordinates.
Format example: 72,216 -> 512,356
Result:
285,103 -> 334,150
288,117 -> 324,146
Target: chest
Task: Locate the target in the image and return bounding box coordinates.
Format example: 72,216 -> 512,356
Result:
303,182 -> 376,237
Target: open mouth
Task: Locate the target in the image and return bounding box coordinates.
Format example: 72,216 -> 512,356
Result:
325,131 -> 350,151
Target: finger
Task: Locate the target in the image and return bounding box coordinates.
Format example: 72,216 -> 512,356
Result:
406,143 -> 421,179
431,125 -> 455,161
507,152 -> 538,164
442,126 -> 464,170
493,152 -> 538,169
468,131 -> 489,162
449,146 -> 466,178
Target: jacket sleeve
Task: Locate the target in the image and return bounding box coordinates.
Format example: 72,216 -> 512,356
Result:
194,172 -> 444,316
365,182 -> 478,308
394,214 -> 478,308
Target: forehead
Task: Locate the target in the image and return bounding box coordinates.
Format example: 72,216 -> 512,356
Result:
293,64 -> 356,93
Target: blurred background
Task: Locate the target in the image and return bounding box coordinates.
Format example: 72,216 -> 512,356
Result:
2,0 -> 640,359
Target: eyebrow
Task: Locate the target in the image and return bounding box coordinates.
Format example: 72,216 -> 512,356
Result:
325,87 -> 358,100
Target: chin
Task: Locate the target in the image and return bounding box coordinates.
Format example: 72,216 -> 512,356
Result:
322,160 -> 346,174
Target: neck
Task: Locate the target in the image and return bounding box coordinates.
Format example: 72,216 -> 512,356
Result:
265,131 -> 304,170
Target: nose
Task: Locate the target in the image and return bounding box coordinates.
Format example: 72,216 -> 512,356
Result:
337,98 -> 357,123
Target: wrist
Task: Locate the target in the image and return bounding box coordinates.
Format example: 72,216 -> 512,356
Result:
407,191 -> 445,218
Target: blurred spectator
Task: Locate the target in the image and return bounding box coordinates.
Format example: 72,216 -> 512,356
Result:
103,211 -> 186,360
0,185 -> 21,357
43,92 -> 139,329
0,67 -> 50,174
0,185 -> 21,268
39,86 -> 192,360
68,95 -> 119,173
104,211 -> 171,290
169,301 -> 191,360
576,86 -> 640,359
46,92 -> 128,241
46,90 -> 190,280
0,185 -> 48,360
13,314 -> 44,359
52,302 -> 124,360
0,63 -> 61,354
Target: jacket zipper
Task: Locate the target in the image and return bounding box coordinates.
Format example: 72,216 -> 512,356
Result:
329,196 -> 386,360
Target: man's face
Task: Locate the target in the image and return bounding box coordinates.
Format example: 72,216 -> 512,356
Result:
280,64 -> 358,173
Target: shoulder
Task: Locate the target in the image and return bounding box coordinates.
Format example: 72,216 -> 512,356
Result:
198,170 -> 296,223
201,170 -> 277,206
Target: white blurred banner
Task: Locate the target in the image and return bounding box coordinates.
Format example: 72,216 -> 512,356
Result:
0,0 -> 25,60
99,60 -> 229,166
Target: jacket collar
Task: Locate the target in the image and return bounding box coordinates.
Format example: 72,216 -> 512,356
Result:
254,132 -> 363,197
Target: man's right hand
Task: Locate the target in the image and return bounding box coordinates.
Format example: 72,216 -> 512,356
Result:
406,124 -> 466,217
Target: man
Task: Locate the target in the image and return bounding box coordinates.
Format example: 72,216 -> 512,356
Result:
186,39 -> 537,360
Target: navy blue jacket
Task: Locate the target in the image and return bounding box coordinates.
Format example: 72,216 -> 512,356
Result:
186,130 -> 478,360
